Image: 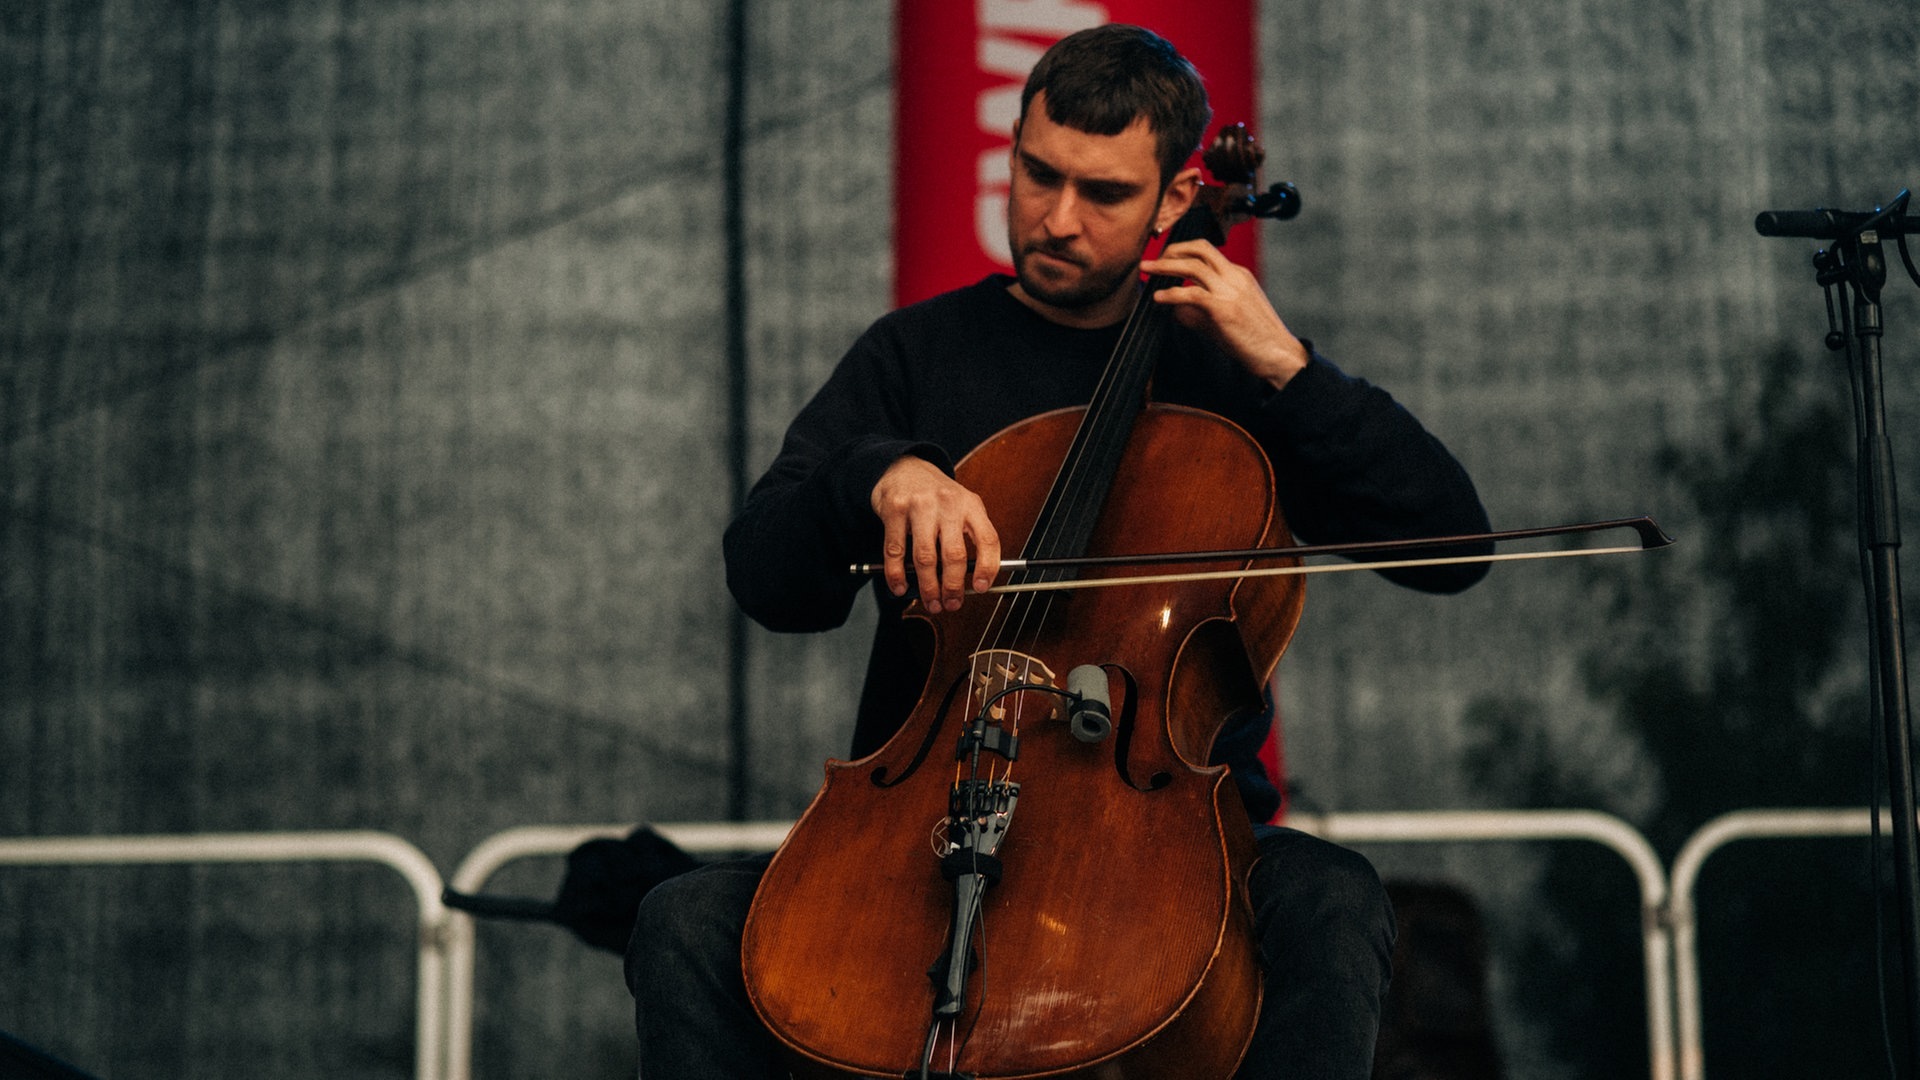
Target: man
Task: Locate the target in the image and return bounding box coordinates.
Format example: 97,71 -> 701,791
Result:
628,24 -> 1490,1079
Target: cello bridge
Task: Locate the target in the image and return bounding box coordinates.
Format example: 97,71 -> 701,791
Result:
966,649 -> 1059,726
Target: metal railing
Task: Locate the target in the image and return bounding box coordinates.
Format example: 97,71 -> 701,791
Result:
443,812 -> 1672,1080
11,808 -> 1900,1080
1667,807 -> 1896,1080
0,831 -> 448,1080
1292,810 -> 1674,1080
439,821 -> 792,1080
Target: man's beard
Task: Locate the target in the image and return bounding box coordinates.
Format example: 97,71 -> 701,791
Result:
1009,234 -> 1149,312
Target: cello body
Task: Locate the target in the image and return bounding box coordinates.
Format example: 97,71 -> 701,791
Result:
742,403 -> 1305,1079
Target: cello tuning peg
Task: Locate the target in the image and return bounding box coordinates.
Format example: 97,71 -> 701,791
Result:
1252,182 -> 1301,221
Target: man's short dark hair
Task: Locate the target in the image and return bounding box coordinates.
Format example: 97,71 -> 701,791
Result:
1019,24 -> 1212,186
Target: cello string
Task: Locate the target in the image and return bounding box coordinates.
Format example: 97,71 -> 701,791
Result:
993,256 -> 1174,670
956,289 -> 1135,740
922,210 -> 1219,1078
928,240 -> 1185,1067
988,189 -> 1246,667
1026,223 -> 1172,571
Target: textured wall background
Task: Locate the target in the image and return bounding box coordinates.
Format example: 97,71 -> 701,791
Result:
4,1 -> 1918,1077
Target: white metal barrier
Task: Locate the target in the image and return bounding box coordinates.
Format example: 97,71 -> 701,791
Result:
444,813 -> 1672,1080
1667,807 -> 1897,1080
0,831 -> 449,1080
440,821 -> 793,1080
26,809 -> 1894,1080
1292,810 -> 1675,1080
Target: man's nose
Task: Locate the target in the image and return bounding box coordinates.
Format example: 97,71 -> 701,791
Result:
1041,188 -> 1082,238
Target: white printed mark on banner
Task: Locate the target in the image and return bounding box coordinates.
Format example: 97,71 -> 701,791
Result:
971,4 -> 1108,265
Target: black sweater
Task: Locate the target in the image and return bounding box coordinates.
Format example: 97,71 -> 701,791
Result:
724,275 -> 1490,820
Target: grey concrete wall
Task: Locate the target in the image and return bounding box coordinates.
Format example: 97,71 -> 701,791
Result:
3,1 -> 1917,1077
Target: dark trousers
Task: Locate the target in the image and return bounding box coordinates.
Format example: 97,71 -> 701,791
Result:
625,825 -> 1394,1080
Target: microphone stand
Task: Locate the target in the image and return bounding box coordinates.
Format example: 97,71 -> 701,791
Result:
1759,189 -> 1920,1070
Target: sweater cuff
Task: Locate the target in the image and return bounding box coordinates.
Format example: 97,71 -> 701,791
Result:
1256,350 -> 1362,434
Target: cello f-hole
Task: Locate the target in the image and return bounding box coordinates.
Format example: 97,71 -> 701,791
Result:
1107,665 -> 1171,791
872,676 -> 969,787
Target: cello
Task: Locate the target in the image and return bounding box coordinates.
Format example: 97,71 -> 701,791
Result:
742,125 -> 1306,1080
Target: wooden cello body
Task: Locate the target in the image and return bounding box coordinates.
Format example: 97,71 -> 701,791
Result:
743,128 -> 1304,1079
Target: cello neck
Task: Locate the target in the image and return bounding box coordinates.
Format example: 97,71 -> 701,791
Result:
1014,202 -> 1223,573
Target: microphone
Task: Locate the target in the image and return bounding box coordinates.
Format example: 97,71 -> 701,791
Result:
1066,664 -> 1112,743
1756,192 -> 1915,239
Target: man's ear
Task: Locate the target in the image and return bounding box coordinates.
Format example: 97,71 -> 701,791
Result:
1154,166 -> 1202,234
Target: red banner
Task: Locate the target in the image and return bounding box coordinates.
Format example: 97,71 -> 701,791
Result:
894,0 -> 1259,308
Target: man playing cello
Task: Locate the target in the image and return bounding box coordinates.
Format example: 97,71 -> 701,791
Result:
626,24 -> 1489,1080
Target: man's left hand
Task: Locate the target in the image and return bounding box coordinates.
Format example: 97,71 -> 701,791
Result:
1140,239 -> 1309,391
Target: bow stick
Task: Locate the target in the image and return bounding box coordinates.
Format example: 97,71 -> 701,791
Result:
849,516 -> 1674,595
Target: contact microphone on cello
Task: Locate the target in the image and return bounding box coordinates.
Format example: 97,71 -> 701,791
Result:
1066,664 -> 1112,744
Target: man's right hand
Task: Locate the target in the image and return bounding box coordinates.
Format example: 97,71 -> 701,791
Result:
870,456 -> 1001,613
